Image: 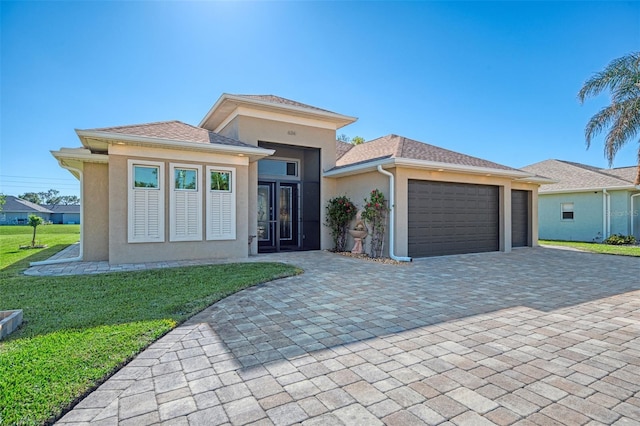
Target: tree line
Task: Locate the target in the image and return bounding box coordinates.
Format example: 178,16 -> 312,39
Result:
17,189 -> 79,206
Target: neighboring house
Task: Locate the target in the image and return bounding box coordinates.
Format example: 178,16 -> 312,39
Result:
43,204 -> 81,224
51,93 -> 548,264
0,196 -> 53,225
522,159 -> 640,242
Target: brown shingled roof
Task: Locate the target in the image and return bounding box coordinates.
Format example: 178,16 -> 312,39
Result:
81,120 -> 257,148
335,140 -> 354,160
521,160 -> 635,192
233,94 -> 341,115
335,134 -> 518,171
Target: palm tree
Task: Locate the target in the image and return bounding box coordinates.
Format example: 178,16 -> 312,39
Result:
578,52 -> 640,184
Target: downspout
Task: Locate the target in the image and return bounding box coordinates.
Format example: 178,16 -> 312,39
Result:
30,165 -> 83,266
631,190 -> 640,237
376,165 -> 412,262
602,189 -> 611,240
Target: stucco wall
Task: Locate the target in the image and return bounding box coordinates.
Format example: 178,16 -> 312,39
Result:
83,162 -> 109,261
335,171 -> 390,256
538,192 -> 605,242
106,148 -> 249,265
609,190 -> 632,236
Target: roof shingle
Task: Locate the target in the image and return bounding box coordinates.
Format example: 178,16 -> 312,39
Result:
2,196 -> 53,213
81,120 -> 257,148
521,160 -> 636,192
233,94 -> 341,115
335,134 -> 518,171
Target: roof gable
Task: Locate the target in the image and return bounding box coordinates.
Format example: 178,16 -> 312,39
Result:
3,196 -> 53,213
79,120 -> 257,148
521,160 -> 635,192
233,95 -> 341,115
199,93 -> 357,131
335,134 -> 518,172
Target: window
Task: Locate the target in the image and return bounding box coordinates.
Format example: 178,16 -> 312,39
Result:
210,170 -> 231,191
206,166 -> 236,240
258,159 -> 298,177
170,164 -> 202,241
134,165 -> 159,188
128,160 -> 165,243
561,202 -> 574,220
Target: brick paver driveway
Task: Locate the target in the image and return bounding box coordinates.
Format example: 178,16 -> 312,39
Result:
58,248 -> 640,425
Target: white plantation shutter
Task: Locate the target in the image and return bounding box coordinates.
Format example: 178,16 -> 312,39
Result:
206,166 -> 236,240
170,164 -> 202,241
128,160 -> 165,243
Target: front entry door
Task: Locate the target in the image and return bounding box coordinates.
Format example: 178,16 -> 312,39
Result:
258,181 -> 299,252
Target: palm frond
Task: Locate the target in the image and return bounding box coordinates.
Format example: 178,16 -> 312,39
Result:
577,52 -> 640,104
604,99 -> 640,165
584,105 -> 620,148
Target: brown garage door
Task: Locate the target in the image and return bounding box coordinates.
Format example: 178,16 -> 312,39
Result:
408,180 -> 499,257
511,190 -> 530,247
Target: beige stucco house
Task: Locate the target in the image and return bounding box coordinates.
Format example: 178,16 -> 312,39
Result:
50,94 -> 547,264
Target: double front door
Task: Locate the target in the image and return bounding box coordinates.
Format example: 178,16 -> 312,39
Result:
257,181 -> 299,252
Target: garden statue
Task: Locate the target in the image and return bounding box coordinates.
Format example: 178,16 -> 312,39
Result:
348,211 -> 368,254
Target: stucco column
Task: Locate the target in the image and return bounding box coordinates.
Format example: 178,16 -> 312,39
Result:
501,183 -> 512,252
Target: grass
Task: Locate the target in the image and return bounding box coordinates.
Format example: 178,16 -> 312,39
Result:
0,225 -> 81,271
0,225 -> 301,425
540,239 -> 640,257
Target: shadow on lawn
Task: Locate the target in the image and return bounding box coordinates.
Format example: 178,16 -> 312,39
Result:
1,244 -> 70,274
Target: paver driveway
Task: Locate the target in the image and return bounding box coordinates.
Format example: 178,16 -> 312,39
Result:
58,247 -> 640,425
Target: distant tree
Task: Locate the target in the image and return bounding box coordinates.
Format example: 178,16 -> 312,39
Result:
39,189 -> 62,206
578,51 -> 640,184
28,214 -> 44,247
59,195 -> 80,205
0,193 -> 5,212
351,136 -> 365,145
337,134 -> 351,143
19,192 -> 42,204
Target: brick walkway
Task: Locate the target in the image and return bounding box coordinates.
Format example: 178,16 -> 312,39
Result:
55,248 -> 640,425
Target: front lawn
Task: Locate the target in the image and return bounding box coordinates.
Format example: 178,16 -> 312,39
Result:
540,239 -> 640,257
0,225 -> 301,425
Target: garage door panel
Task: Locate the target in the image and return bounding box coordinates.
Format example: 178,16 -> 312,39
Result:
408,180 -> 499,257
511,190 -> 530,247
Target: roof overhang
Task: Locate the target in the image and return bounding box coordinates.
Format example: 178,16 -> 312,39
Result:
324,157 -> 546,181
199,93 -> 358,132
76,129 -> 274,162
539,185 -> 638,194
51,148 -> 109,179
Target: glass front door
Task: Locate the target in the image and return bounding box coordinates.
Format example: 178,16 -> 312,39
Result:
258,181 -> 299,252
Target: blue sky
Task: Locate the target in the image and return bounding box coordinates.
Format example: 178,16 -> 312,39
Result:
1,1 -> 639,198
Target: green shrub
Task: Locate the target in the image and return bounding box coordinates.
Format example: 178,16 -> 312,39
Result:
362,189 -> 389,258
325,195 -> 357,252
603,234 -> 637,245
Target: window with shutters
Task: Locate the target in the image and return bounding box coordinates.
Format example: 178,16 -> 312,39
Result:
128,160 -> 165,243
206,166 -> 236,240
170,164 -> 202,241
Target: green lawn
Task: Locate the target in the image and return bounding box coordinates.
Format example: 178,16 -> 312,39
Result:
0,225 -> 301,425
540,239 -> 640,257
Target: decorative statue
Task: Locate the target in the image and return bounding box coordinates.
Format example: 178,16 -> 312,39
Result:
348,211 -> 368,254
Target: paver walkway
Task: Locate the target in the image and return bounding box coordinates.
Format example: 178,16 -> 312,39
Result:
56,248 -> 640,425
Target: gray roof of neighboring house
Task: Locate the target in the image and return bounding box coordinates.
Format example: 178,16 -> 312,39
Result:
233,94 -> 341,115
334,134 -> 519,172
2,196 -> 53,213
521,159 -> 636,192
81,120 -> 258,148
43,204 -> 80,213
